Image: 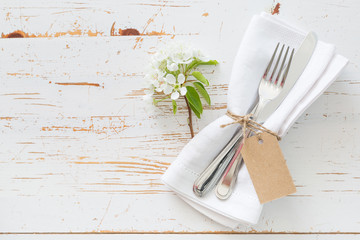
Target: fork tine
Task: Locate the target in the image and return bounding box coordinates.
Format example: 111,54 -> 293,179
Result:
275,46 -> 290,86
280,48 -> 295,87
263,43 -> 279,80
269,44 -> 284,83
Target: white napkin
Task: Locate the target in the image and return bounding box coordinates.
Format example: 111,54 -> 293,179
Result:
162,12 -> 348,229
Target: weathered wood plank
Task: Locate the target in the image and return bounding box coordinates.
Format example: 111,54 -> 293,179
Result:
1,234 -> 360,240
0,35 -> 360,232
0,0 -> 358,79
0,0 -> 359,234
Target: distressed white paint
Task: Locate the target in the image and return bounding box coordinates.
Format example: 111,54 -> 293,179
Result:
1,235 -> 360,240
0,0 -> 359,237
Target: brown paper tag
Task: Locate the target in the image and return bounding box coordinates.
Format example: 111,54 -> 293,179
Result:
240,132 -> 296,204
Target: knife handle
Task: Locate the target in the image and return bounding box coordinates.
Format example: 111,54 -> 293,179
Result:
193,129 -> 243,197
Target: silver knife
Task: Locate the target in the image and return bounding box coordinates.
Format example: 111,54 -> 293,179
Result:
193,32 -> 318,198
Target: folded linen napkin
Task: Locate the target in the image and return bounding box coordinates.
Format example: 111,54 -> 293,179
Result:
162,12 -> 348,228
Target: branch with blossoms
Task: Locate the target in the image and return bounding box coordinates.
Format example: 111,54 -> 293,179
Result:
143,43 -> 218,138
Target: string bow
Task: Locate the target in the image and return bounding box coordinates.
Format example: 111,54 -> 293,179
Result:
221,111 -> 281,141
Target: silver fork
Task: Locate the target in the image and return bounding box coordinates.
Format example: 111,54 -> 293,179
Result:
215,43 -> 294,199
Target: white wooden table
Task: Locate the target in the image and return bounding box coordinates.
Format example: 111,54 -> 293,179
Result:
0,0 -> 359,239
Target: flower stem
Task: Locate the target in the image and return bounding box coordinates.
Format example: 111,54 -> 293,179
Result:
184,96 -> 194,138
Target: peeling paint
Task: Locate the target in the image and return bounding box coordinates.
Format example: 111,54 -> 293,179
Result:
2,29 -> 103,38
55,82 -> 101,87
2,30 -> 27,38
271,3 -> 281,15
110,22 -> 167,37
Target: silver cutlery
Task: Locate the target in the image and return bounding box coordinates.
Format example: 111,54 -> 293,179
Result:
193,32 -> 317,198
216,43 -> 294,199
193,130 -> 242,197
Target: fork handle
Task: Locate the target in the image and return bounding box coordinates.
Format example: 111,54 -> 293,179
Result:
252,96 -> 268,117
215,129 -> 250,199
193,129 -> 243,197
215,150 -> 243,199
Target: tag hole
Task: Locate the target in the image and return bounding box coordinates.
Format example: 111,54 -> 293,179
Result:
258,139 -> 263,144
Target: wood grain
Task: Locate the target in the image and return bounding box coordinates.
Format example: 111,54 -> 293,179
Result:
1,234 -> 360,240
0,0 -> 359,236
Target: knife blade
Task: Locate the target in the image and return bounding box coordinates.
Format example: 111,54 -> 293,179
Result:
193,32 -> 318,198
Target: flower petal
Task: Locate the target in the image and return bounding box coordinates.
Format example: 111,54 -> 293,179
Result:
184,50 -> 193,60
199,56 -> 210,62
166,74 -> 176,84
163,84 -> 173,95
171,91 -> 180,100
156,70 -> 166,78
154,52 -> 166,62
180,87 -> 187,96
178,74 -> 185,84
167,62 -> 179,71
152,80 -> 160,88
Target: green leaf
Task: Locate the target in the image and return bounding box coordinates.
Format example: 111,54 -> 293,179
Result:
186,86 -> 203,114
185,60 -> 198,72
188,101 -> 201,119
172,100 -> 177,115
192,71 -> 209,86
193,82 -> 211,105
197,60 -> 218,65
186,59 -> 218,73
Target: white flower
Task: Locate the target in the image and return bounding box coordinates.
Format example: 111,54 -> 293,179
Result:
178,73 -> 185,84
162,84 -> 173,95
142,94 -> 157,113
171,91 -> 180,100
192,49 -> 210,62
154,52 -> 166,62
144,68 -> 166,90
167,62 -> 179,71
152,80 -> 160,88
180,86 -> 187,96
165,74 -> 176,84
163,73 -> 188,99
143,42 -> 211,104
171,49 -> 193,64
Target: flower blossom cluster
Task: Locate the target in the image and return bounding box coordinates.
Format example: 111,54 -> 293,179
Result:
143,43 -> 209,102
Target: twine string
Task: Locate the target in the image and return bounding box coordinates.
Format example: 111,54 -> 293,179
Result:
220,111 -> 281,142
